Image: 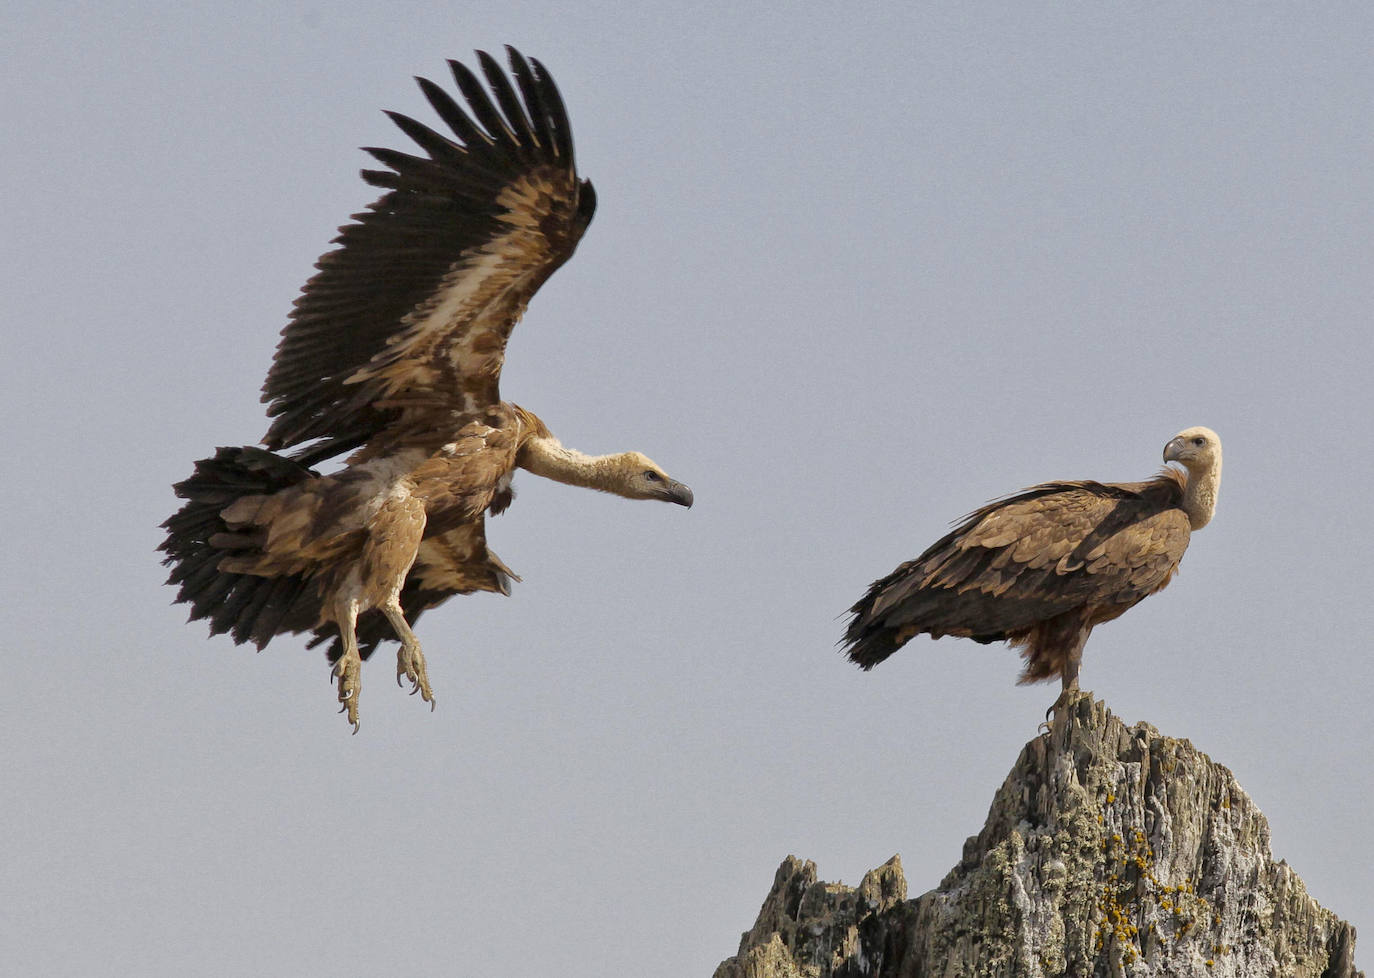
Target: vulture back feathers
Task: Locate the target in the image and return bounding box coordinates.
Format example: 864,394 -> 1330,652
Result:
842,427 -> 1222,695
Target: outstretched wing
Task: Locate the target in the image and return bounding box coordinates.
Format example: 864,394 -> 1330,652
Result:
844,474 -> 1190,667
261,47 -> 596,460
312,520 -> 520,662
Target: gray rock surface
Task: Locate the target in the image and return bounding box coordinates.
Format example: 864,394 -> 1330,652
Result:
714,694 -> 1360,978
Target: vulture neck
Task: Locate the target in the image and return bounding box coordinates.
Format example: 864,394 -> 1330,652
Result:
519,435 -> 635,496
1181,457 -> 1222,531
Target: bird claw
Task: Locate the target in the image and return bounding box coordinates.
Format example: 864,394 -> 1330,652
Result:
334,703 -> 361,734
1035,698 -> 1059,735
396,644 -> 436,712
1040,685 -> 1087,735
331,650 -> 363,731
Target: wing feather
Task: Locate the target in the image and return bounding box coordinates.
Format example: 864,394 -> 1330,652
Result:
478,49 -> 537,151
415,76 -> 502,162
528,56 -> 575,162
381,110 -> 464,165
261,48 -> 595,457
509,51 -> 553,153
449,57 -> 520,157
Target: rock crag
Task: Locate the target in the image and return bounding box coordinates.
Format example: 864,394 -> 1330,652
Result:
714,694 -> 1360,978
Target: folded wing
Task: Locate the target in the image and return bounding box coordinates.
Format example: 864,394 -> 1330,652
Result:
844,473 -> 1192,668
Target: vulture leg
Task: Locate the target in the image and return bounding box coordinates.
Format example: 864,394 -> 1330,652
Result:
383,597 -> 435,710
1060,635 -> 1085,694
1041,619 -> 1093,730
331,599 -> 364,734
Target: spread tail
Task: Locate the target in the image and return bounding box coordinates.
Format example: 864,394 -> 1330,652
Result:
159,446 -> 323,648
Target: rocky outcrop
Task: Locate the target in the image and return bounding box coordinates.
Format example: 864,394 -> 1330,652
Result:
714,694 -> 1361,978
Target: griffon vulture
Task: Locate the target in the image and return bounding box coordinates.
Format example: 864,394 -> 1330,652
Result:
161,49 -> 692,730
842,427 -> 1221,708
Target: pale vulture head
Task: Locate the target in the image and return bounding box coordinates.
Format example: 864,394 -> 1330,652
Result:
611,452 -> 694,507
1163,426 -> 1221,473
1163,426 -> 1222,530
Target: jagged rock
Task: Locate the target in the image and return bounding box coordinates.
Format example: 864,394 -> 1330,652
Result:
714,694 -> 1361,978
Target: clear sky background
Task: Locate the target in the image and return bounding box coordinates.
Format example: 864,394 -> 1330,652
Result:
4,3 -> 1371,975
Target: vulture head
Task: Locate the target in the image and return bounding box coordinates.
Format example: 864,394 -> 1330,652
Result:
1163,426 -> 1220,469
1163,426 -> 1222,530
613,452 -> 694,507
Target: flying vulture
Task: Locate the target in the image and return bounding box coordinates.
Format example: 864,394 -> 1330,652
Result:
842,427 -> 1221,708
161,49 -> 693,730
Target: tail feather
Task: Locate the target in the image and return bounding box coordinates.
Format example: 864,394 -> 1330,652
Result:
248,575 -> 308,647
841,623 -> 906,671
160,447 -> 325,649
841,566 -> 916,670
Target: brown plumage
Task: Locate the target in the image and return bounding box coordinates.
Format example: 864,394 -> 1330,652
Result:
842,427 -> 1221,703
161,50 -> 692,730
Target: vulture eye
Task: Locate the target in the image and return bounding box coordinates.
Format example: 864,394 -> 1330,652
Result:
644,470 -> 663,482
1192,437 -> 1206,447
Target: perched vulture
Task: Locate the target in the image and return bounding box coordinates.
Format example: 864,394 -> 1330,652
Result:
842,427 -> 1221,707
161,49 -> 692,730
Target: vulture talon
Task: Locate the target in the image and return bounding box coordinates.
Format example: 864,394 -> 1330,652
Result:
332,641 -> 363,729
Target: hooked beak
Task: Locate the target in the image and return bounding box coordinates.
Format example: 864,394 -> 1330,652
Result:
1163,437 -> 1184,463
661,481 -> 694,508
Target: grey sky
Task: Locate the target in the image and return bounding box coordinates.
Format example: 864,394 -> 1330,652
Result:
4,3 -> 1371,975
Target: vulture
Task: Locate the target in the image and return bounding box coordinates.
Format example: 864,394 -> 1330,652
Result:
842,427 -> 1221,708
161,49 -> 693,730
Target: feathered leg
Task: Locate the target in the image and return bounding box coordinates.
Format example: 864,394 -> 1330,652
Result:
383,597 -> 435,710
332,599 -> 364,733
358,492 -> 433,711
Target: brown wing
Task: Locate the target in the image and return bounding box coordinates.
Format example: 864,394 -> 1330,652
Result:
843,472 -> 1190,668
260,48 -> 595,461
311,520 -> 520,662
